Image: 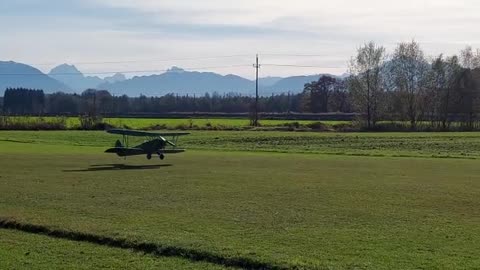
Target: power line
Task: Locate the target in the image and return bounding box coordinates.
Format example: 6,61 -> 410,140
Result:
0,54 -> 348,76
25,53 -> 343,66
29,55 -> 254,66
260,53 -> 330,57
0,63 -> 347,76
0,64 -> 252,76
262,64 -> 345,68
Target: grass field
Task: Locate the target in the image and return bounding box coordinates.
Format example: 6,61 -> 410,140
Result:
4,116 -> 346,130
2,130 -> 480,159
104,118 -> 338,129
1,131 -> 480,269
0,229 -> 226,270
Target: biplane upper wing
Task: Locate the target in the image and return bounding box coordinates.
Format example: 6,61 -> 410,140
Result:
107,129 -> 160,137
106,129 -> 189,137
155,132 -> 190,137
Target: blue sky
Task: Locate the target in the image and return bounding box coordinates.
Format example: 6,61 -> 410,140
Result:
1,0 -> 479,78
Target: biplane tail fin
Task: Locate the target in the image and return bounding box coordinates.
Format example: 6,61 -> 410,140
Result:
114,140 -> 123,148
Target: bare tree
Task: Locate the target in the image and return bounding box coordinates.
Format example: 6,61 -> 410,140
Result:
452,69 -> 480,130
329,80 -> 351,112
303,75 -> 338,113
389,40 -> 430,129
348,41 -> 386,128
460,46 -> 480,69
428,55 -> 463,129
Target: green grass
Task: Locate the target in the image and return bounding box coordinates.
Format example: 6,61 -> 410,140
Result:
2,130 -> 480,159
1,131 -> 480,269
4,116 -> 346,129
105,117 -> 330,129
0,230 -> 227,269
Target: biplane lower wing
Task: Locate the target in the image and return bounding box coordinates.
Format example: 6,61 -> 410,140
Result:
105,147 -> 185,157
159,149 -> 186,154
105,147 -> 145,157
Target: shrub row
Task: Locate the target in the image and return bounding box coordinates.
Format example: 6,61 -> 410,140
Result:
3,116 -> 480,132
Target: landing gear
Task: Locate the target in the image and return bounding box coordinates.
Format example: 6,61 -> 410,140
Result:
146,153 -> 152,160
159,154 -> 165,160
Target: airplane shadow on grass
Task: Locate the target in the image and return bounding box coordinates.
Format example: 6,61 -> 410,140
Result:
63,164 -> 172,172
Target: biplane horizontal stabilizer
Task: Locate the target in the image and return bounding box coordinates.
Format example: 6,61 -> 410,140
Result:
106,129 -> 190,137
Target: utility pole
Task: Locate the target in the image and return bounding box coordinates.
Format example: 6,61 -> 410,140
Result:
254,54 -> 260,126
92,92 -> 97,118
287,91 -> 291,114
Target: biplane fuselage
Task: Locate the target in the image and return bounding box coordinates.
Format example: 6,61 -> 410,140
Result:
105,129 -> 189,160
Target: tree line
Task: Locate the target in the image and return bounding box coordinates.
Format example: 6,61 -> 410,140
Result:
348,42 -> 480,130
3,88 -> 45,115
0,89 -> 307,115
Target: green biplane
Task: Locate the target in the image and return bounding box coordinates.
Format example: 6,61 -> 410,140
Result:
105,129 -> 189,160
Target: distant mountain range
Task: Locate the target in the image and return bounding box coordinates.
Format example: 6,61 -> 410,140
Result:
258,76 -> 283,87
49,64 -> 126,91
0,61 -> 70,94
266,75 -> 334,93
98,67 -> 255,96
0,61 -> 345,96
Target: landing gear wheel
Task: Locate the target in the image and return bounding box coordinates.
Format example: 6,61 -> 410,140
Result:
147,153 -> 152,160
159,154 -> 165,160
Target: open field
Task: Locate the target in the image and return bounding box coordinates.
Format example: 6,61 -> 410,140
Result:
1,131 -> 480,269
3,117 -> 347,130
5,116 -> 480,132
103,118 -> 342,130
2,130 -> 480,159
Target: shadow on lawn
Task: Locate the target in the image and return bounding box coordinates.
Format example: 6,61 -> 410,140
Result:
0,218 -> 288,270
63,164 -> 172,172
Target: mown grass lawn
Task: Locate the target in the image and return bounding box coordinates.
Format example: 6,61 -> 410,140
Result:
0,131 -> 480,269
0,229 -> 226,270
